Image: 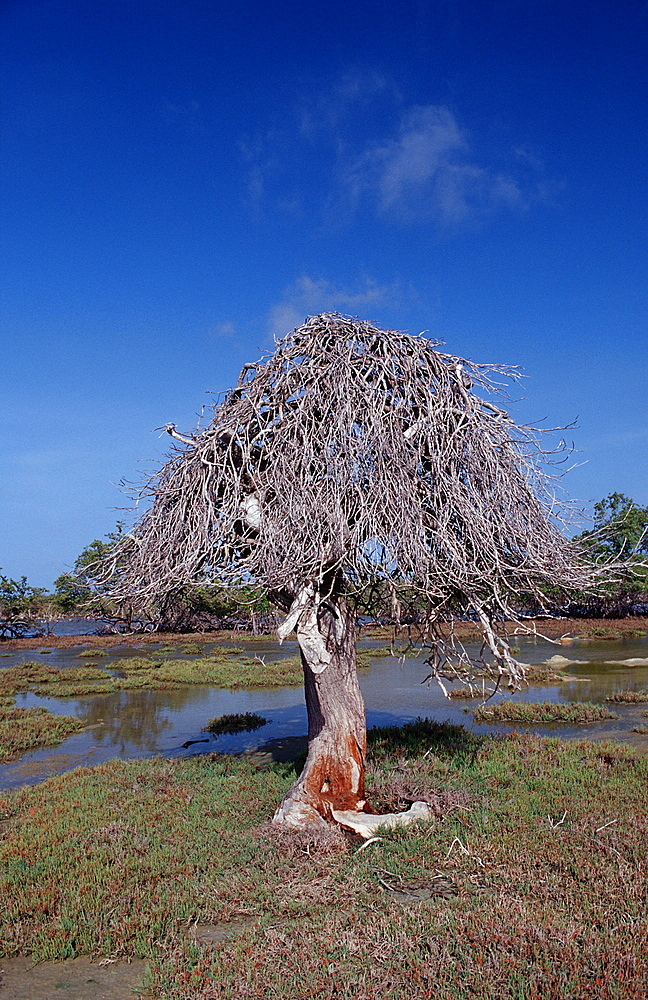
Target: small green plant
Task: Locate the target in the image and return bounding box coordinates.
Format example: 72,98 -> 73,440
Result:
448,686 -> 477,699
180,643 -> 203,655
203,712 -> 268,734
523,662 -> 570,685
586,628 -> 618,639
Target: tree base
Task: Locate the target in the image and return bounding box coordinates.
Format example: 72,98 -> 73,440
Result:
272,798 -> 329,829
272,798 -> 434,837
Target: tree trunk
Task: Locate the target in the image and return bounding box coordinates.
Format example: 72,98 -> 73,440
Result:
272,590 -> 369,828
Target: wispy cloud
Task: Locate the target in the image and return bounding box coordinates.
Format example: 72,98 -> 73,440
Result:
267,276 -> 403,340
208,320 -> 237,340
299,70 -> 400,137
241,77 -> 538,229
345,104 -> 523,225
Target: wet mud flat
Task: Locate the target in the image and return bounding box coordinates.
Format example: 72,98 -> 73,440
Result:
0,955 -> 148,999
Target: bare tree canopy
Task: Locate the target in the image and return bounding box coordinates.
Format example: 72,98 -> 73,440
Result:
106,312 -> 592,613
99,313 -> 607,828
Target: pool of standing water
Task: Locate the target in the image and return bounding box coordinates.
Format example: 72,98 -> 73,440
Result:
1,632 -> 647,789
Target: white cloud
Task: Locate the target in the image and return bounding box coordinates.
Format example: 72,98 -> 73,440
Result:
346,105 -> 523,224
267,276 -> 402,340
240,77 -> 535,229
209,321 -> 236,340
299,70 -> 399,137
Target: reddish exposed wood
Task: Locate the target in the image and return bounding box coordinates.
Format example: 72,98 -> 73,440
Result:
273,593 -> 372,826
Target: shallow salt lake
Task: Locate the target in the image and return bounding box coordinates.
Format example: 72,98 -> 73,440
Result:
1,632 -> 647,789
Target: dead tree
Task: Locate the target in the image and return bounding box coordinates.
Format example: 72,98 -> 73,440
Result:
99,313 -> 603,828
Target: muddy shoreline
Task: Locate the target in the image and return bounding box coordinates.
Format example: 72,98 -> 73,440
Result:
1,617 -> 645,652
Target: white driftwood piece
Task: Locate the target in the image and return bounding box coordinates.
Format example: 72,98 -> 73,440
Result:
331,801 -> 434,838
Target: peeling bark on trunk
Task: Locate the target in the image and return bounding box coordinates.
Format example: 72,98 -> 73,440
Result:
273,592 -> 369,828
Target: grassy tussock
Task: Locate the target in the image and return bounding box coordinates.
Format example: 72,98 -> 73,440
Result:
523,662 -> 571,684
0,652 -> 303,700
474,701 -> 619,724
605,690 -> 648,703
0,698 -> 84,760
448,686 -> 476,699
203,712 -> 268,735
0,723 -> 646,997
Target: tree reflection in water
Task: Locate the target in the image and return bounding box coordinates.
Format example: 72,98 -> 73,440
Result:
78,686 -> 206,753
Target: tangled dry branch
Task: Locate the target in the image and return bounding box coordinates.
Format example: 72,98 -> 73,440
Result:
98,313 -> 608,686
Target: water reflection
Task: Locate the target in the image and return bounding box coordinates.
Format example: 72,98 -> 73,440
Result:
1,633 -> 647,790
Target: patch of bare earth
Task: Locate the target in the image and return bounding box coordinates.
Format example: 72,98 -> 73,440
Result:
0,955 -> 147,999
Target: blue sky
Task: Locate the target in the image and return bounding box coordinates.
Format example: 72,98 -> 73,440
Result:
1,0 -> 647,589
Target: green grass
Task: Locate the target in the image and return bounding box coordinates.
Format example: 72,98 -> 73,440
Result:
0,662 -> 115,699
1,722 -> 646,998
448,685 -> 476,699
474,700 -> 619,724
0,698 -> 84,760
179,643 -> 204,655
523,662 -> 571,684
0,652 -> 303,700
0,651 -> 303,757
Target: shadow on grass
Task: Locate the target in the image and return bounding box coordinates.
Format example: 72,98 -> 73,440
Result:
368,717 -> 485,766
267,720 -> 485,782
